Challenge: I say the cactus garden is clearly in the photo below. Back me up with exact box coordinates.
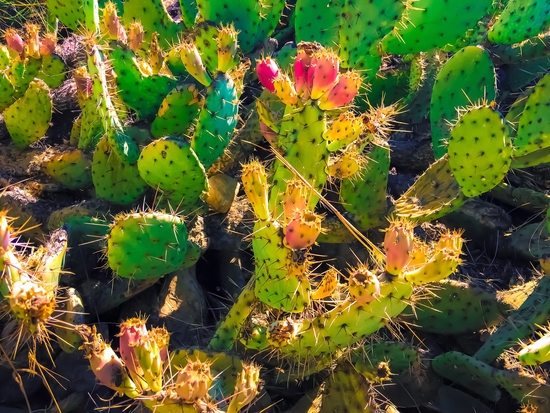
[2,0,550,412]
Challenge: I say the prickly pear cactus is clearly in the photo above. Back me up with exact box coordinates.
[105,211,188,279]
[4,79,52,148]
[381,0,493,54]
[447,106,512,197]
[430,46,496,159]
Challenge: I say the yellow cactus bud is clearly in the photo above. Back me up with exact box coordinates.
[241,161,270,220]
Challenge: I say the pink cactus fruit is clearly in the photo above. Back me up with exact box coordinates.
[348,267,380,305]
[383,220,415,275]
[260,121,278,146]
[272,73,299,106]
[294,42,322,99]
[78,325,139,398]
[39,33,57,56]
[318,71,362,110]
[175,360,213,402]
[307,50,339,100]
[256,57,280,93]
[5,29,25,55]
[118,317,148,378]
[129,22,144,52]
[285,210,322,249]
[103,2,127,42]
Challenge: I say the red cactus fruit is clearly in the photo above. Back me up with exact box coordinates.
[5,29,25,55]
[318,71,362,110]
[39,33,57,56]
[118,317,148,377]
[307,51,339,100]
[256,57,280,93]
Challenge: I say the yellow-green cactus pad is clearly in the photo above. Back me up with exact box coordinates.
[448,106,512,197]
[4,79,52,149]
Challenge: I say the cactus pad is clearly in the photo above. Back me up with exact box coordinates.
[430,46,496,158]
[150,84,202,138]
[448,106,512,197]
[106,211,188,279]
[512,74,550,157]
[42,149,93,190]
[4,79,52,149]
[137,137,208,210]
[381,0,493,54]
[488,0,550,45]
[122,0,180,47]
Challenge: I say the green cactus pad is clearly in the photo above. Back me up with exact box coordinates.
[505,57,550,92]
[179,0,198,27]
[392,155,467,221]
[380,0,493,54]
[92,135,147,205]
[274,43,298,71]
[46,0,99,32]
[339,142,390,230]
[295,0,342,47]
[339,0,404,69]
[512,74,550,157]
[8,57,42,98]
[137,137,208,209]
[191,72,238,169]
[401,51,446,124]
[0,73,15,112]
[474,275,550,363]
[400,279,510,335]
[150,84,202,138]
[492,32,550,65]
[122,0,180,48]
[252,219,311,312]
[352,342,420,378]
[447,106,512,197]
[254,0,286,51]
[432,352,501,402]
[78,99,105,151]
[430,46,496,159]
[4,79,52,149]
[315,367,374,413]
[190,22,220,74]
[42,149,93,190]
[488,0,550,45]
[37,54,66,89]
[106,211,188,279]
[109,44,177,119]
[0,46,9,70]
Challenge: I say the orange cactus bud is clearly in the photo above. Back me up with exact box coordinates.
[39,33,57,55]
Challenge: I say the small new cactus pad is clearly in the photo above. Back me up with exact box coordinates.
[430,46,496,159]
[191,72,239,169]
[8,57,42,99]
[295,0,342,47]
[137,137,208,210]
[106,211,188,279]
[150,84,202,138]
[42,149,93,190]
[92,135,147,205]
[400,279,509,335]
[447,106,512,197]
[46,0,99,33]
[339,142,390,230]
[122,0,180,47]
[393,155,467,221]
[474,274,550,363]
[4,79,52,149]
[381,0,493,54]
[37,54,66,89]
[54,288,85,354]
[109,44,177,119]
[488,0,550,45]
[339,0,404,69]
[512,74,550,157]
